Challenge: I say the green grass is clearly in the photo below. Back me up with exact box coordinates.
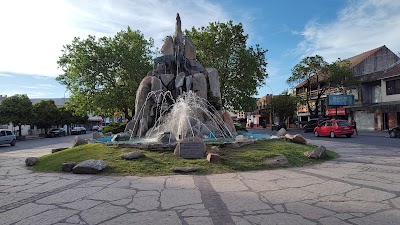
[32,140,338,176]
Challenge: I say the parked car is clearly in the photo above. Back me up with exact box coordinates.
[0,129,17,146]
[71,127,87,135]
[388,125,400,138]
[92,125,103,132]
[271,122,287,131]
[303,118,329,133]
[47,128,66,137]
[314,119,354,138]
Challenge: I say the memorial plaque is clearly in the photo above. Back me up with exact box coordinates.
[174,137,206,159]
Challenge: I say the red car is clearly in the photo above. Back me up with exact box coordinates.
[313,119,354,138]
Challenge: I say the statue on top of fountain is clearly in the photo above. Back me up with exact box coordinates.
[125,13,235,139]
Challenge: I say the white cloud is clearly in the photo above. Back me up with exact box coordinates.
[0,0,228,77]
[295,0,400,62]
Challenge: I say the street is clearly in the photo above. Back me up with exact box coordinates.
[0,130,399,224]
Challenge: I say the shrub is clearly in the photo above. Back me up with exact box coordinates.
[102,122,126,134]
[235,124,248,132]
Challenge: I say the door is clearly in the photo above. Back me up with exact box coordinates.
[0,131,6,144]
[383,113,389,130]
[319,122,330,136]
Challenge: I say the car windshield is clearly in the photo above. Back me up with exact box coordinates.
[337,121,350,126]
[50,129,59,131]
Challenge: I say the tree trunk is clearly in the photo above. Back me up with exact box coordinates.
[18,124,22,136]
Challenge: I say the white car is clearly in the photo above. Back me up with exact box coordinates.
[92,125,103,132]
[71,127,87,135]
[0,129,17,146]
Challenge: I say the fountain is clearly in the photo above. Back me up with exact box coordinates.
[94,14,273,153]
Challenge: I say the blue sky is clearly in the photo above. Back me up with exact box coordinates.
[1,0,399,100]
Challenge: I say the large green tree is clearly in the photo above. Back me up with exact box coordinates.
[185,21,268,111]
[57,27,154,119]
[270,95,299,123]
[0,94,33,136]
[32,100,60,133]
[287,55,354,116]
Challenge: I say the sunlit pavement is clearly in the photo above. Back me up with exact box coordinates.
[0,133,399,225]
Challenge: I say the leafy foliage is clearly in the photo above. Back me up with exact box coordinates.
[0,94,33,136]
[32,100,61,132]
[287,55,355,116]
[270,95,299,123]
[102,122,126,134]
[185,21,268,111]
[57,27,154,119]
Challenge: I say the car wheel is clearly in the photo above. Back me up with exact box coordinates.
[330,131,335,138]
[314,131,319,137]
[10,139,16,146]
[389,131,396,138]
[346,134,352,138]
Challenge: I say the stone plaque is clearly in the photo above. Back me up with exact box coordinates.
[174,137,205,159]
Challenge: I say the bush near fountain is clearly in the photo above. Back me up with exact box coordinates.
[31,140,338,176]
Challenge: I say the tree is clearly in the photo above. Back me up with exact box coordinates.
[270,95,299,123]
[185,21,268,111]
[287,55,354,116]
[0,94,33,136]
[32,100,60,133]
[57,27,154,119]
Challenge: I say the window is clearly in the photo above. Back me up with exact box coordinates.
[0,131,5,136]
[386,78,400,95]
[6,131,12,135]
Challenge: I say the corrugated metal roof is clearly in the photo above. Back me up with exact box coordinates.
[346,45,384,68]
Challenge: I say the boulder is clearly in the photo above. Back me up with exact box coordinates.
[263,155,288,166]
[206,68,222,106]
[304,146,327,159]
[73,136,88,147]
[161,36,174,55]
[184,38,196,60]
[222,111,236,134]
[121,152,145,160]
[72,159,108,174]
[111,133,130,142]
[157,132,176,143]
[292,134,307,144]
[192,73,207,100]
[51,147,68,153]
[25,157,38,166]
[172,167,198,173]
[209,146,220,153]
[207,153,220,163]
[174,137,206,159]
[93,132,103,140]
[235,135,247,141]
[276,128,287,137]
[285,134,307,145]
[61,162,77,172]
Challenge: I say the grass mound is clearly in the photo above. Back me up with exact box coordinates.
[32,140,338,176]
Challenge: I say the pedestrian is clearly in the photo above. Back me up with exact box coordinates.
[352,120,358,135]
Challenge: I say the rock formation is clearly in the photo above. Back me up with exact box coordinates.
[127,13,235,140]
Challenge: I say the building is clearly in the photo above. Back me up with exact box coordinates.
[294,45,400,130]
[247,94,274,127]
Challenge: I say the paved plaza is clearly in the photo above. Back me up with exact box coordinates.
[0,138,400,225]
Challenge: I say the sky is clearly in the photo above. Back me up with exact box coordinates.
[0,0,399,100]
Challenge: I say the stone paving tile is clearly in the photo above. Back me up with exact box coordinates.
[319,216,352,225]
[349,209,400,225]
[126,195,159,210]
[160,189,202,209]
[100,211,181,225]
[316,200,391,213]
[0,203,56,225]
[301,180,358,196]
[242,179,282,192]
[36,187,103,204]
[184,216,214,225]
[238,171,282,181]
[62,199,103,210]
[285,202,335,220]
[244,213,316,225]
[0,192,35,207]
[166,175,195,189]
[261,188,315,204]
[208,178,249,192]
[80,202,127,224]
[219,191,271,212]
[390,197,400,208]
[86,187,136,201]
[23,179,77,193]
[345,187,396,202]
[275,177,325,188]
[129,177,166,191]
[14,208,78,225]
